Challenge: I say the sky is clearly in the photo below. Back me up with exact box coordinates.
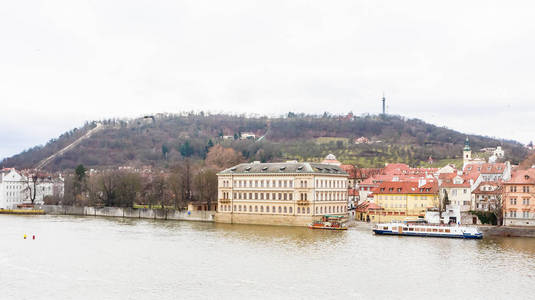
[1,0,534,160]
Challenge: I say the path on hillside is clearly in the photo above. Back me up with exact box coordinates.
[35,123,105,170]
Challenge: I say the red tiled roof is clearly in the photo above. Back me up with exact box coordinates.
[505,169,535,185]
[464,163,507,175]
[372,180,438,195]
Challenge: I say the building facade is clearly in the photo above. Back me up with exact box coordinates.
[216,161,349,226]
[372,180,439,223]
[0,168,64,209]
[503,169,535,226]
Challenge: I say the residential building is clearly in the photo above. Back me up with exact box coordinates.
[0,168,64,209]
[239,132,256,140]
[372,180,439,222]
[473,181,502,212]
[216,161,349,226]
[503,168,535,226]
[0,168,26,209]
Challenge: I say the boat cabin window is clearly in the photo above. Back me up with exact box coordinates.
[445,229,450,233]
[409,228,414,231]
[432,229,438,232]
[439,229,444,233]
[383,227,388,230]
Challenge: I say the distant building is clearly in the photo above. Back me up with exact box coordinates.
[472,181,502,212]
[354,137,370,144]
[0,168,63,209]
[321,153,341,166]
[503,168,535,226]
[240,132,256,140]
[372,180,439,223]
[222,135,234,140]
[0,168,26,209]
[216,161,349,227]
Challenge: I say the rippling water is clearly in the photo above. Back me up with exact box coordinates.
[1,215,535,299]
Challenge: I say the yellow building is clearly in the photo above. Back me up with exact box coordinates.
[372,180,439,223]
[216,161,349,227]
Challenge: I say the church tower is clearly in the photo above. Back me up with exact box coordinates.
[463,137,472,168]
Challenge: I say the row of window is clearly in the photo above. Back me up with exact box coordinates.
[509,186,532,193]
[220,179,347,189]
[509,198,532,205]
[219,204,347,214]
[377,195,430,201]
[508,211,532,218]
[226,191,347,201]
[382,203,427,208]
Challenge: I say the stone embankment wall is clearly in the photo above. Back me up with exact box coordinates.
[215,212,315,227]
[478,225,535,238]
[41,205,215,222]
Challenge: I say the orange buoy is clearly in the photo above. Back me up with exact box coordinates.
[32,235,35,240]
[24,234,27,239]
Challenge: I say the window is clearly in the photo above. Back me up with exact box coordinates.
[289,207,293,213]
[510,198,517,205]
[283,207,287,213]
[307,207,310,214]
[266,206,270,213]
[523,198,530,205]
[255,206,258,212]
[278,207,282,213]
[297,207,301,214]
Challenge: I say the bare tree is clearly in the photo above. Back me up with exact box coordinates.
[24,172,46,205]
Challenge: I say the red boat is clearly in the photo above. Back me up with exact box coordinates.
[308,215,348,230]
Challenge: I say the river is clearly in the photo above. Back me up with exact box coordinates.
[1,215,535,299]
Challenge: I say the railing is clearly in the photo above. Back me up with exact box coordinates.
[297,200,310,206]
[219,199,231,204]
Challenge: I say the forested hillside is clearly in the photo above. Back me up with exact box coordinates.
[1,112,528,171]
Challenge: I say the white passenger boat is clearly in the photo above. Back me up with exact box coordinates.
[373,222,483,239]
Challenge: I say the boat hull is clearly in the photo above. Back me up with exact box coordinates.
[373,229,482,239]
[308,225,347,230]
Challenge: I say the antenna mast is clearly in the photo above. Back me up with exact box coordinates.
[381,93,386,115]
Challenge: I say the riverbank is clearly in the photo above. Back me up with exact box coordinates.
[40,205,215,222]
[478,225,535,238]
[0,209,44,215]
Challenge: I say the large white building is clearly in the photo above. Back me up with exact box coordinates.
[0,168,64,209]
[216,161,349,226]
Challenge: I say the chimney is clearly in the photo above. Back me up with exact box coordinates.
[418,178,427,188]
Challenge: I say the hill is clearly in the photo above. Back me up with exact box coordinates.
[1,112,528,171]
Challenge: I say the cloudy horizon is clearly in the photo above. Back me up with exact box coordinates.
[1,0,534,160]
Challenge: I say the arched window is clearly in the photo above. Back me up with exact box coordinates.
[289,207,293,214]
[297,207,301,214]
[307,207,310,214]
[278,207,282,213]
[239,205,242,211]
[284,207,287,214]
[260,206,264,212]
[266,206,270,213]
[255,206,258,212]
[249,205,252,212]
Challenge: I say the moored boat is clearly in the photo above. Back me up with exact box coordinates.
[373,221,482,239]
[308,215,348,230]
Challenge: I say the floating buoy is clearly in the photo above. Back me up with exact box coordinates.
[33,235,35,240]
[24,234,27,239]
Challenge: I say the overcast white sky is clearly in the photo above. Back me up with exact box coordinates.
[1,0,534,160]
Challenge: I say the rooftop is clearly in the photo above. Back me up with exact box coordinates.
[218,162,348,175]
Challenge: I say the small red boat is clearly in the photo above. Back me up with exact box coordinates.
[308,215,348,230]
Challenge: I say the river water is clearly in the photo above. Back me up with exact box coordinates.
[1,215,535,300]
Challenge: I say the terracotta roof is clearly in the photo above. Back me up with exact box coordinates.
[464,163,507,175]
[505,169,535,185]
[372,181,438,195]
[355,201,383,212]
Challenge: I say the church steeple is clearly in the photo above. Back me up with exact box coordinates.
[463,137,471,151]
[463,137,472,169]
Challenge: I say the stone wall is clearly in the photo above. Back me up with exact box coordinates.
[41,205,215,222]
[478,225,535,238]
[215,212,315,227]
